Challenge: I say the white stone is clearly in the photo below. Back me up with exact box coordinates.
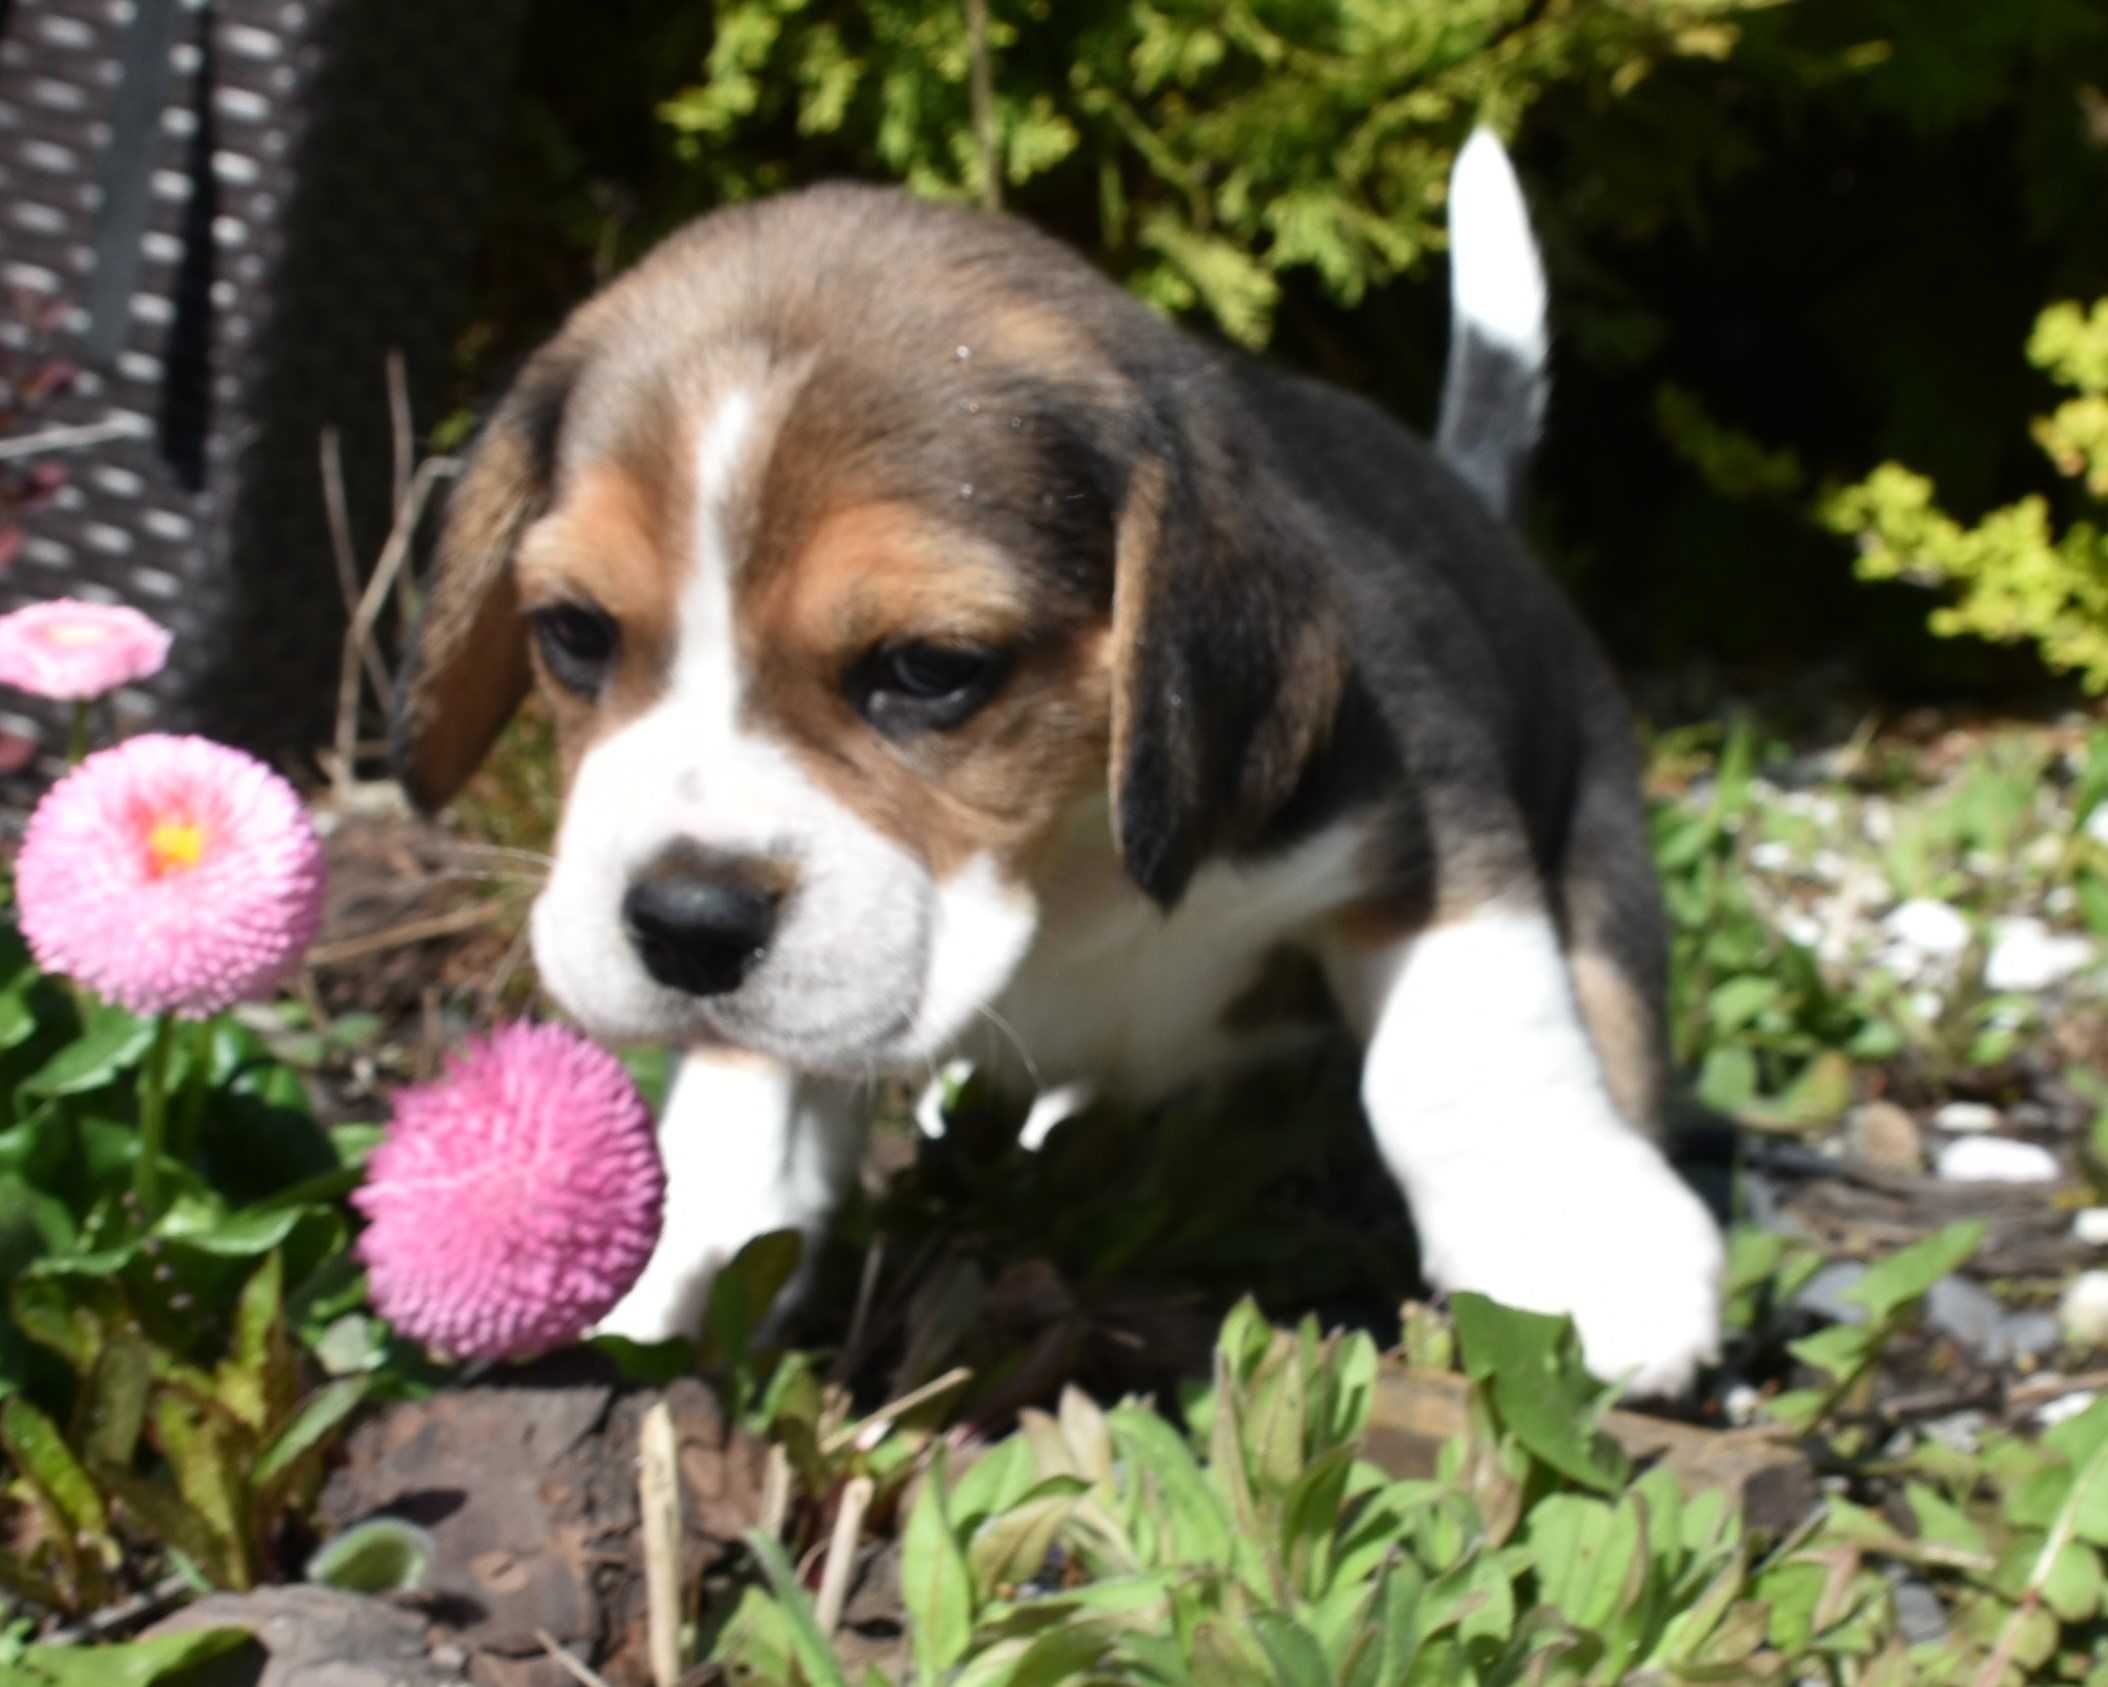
[1936,1136,2060,1184]
[1861,801,1895,844]
[2038,1390,2100,1427]
[1749,840,1793,872]
[1780,911,1823,950]
[2087,803,2108,846]
[1810,849,1848,884]
[1932,1101,2001,1134]
[1984,917,2093,993]
[2062,1271,2108,1348]
[1880,902,1973,982]
[1884,898,1972,960]
[1908,988,1946,1023]
[2075,1209,2108,1247]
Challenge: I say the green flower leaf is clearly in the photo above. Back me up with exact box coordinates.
[304,1516,434,1594]
[901,1451,975,1683]
[9,1628,257,1686]
[23,1008,156,1099]
[1452,1294,1626,1492]
[1846,1220,1984,1323]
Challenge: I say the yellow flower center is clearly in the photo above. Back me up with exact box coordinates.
[147,818,206,875]
[44,622,111,647]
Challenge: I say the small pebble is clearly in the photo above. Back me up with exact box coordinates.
[1889,1571,1950,1646]
[2062,1270,2108,1347]
[2075,1208,2108,1247]
[1932,1100,2001,1134]
[1884,898,1972,959]
[1749,840,1793,872]
[1922,1277,2059,1362]
[2037,1389,2099,1427]
[1926,1275,2006,1354]
[1985,916,2093,993]
[1847,1100,1923,1172]
[1935,1135,2060,1183]
[1920,1408,1987,1454]
[1780,910,1823,950]
[2088,803,2108,846]
[1792,1261,1870,1325]
[1722,1382,1761,1427]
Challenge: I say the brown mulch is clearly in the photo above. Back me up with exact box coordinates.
[316,1356,770,1687]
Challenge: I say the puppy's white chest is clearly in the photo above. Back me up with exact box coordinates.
[961,817,1369,1103]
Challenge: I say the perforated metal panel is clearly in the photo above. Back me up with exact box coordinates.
[0,0,526,768]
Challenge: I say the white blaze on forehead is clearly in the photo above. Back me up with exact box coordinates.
[673,386,759,733]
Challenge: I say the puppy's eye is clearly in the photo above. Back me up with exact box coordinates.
[529,602,618,697]
[857,640,1009,733]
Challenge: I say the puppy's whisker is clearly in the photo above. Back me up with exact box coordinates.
[441,842,556,868]
[971,1003,1039,1092]
[424,867,550,889]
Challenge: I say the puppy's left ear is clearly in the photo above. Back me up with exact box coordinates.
[1107,445,1344,908]
[390,348,575,813]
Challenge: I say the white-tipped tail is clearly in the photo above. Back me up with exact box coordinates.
[1436,128,1550,521]
[1447,128,1548,365]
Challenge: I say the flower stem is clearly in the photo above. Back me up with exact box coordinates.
[65,701,90,765]
[135,1014,175,1221]
[174,1017,215,1162]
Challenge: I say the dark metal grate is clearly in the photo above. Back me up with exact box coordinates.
[0,0,526,770]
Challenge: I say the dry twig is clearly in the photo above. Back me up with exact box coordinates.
[760,1443,793,1541]
[537,1628,617,1687]
[639,1400,685,1687]
[815,1476,875,1637]
[329,454,455,797]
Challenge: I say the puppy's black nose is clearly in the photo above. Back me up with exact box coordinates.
[622,855,781,998]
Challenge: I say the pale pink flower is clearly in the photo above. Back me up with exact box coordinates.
[353,1024,665,1362]
[0,599,171,701]
[14,734,326,1016]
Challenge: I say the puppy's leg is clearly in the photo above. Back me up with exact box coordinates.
[596,1052,866,1343]
[1326,894,1721,1395]
[1557,734,1675,1132]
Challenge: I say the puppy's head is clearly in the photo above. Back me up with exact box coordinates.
[395,187,1340,1071]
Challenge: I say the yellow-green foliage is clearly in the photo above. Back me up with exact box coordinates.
[659,0,1776,348]
[1826,298,2108,689]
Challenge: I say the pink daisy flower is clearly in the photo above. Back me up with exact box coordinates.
[353,1024,665,1362]
[0,599,172,701]
[14,734,326,1017]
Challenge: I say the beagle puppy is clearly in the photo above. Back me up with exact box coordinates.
[393,133,1723,1394]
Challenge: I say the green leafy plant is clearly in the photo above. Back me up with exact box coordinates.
[712,1296,1869,1684]
[658,0,1775,348]
[1765,1220,1984,1437]
[0,891,377,1620]
[0,1252,370,1610]
[1828,298,2108,691]
[1651,721,1893,1125]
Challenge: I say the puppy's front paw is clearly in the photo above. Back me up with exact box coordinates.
[1412,1130,1723,1397]
[595,1248,719,1344]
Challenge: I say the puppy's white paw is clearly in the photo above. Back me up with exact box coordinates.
[594,1245,720,1344]
[1411,1128,1723,1397]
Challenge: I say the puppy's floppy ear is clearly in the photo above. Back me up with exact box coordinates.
[1107,439,1345,908]
[390,348,575,813]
